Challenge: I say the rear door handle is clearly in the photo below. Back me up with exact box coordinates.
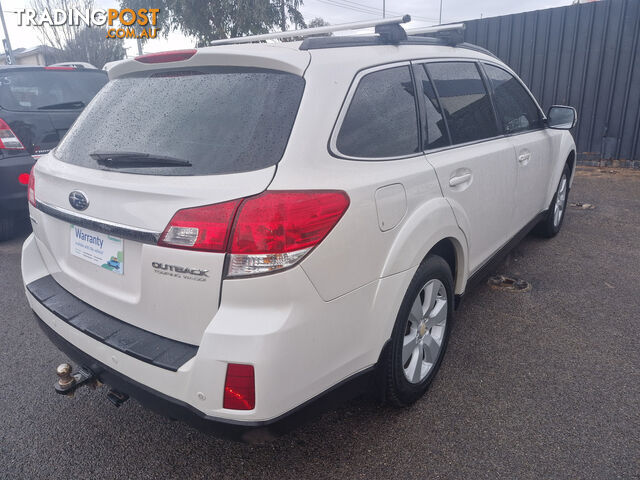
[449,173,472,187]
[518,152,531,163]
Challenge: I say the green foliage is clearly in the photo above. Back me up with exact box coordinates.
[31,0,126,67]
[120,0,307,45]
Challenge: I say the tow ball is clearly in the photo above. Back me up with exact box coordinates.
[54,363,98,396]
[55,363,130,407]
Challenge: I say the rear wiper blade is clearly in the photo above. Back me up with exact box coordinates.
[38,100,85,110]
[90,151,192,168]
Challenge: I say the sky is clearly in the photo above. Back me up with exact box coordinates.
[1,0,573,57]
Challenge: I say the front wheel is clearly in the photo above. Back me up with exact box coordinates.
[384,255,454,407]
[535,164,570,238]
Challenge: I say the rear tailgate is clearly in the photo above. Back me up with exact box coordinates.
[29,54,306,346]
[31,156,274,345]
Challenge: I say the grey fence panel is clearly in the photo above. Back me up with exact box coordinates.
[463,0,640,166]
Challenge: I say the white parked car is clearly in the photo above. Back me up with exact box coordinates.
[21,18,576,440]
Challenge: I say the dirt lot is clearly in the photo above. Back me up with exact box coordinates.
[1,166,638,479]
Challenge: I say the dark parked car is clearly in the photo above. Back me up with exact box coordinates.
[0,65,108,240]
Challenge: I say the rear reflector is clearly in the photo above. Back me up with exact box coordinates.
[0,118,24,150]
[223,364,255,410]
[27,165,35,206]
[18,173,29,185]
[158,191,350,277]
[135,49,197,64]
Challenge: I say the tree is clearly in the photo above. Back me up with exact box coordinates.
[56,27,126,69]
[30,0,125,68]
[307,17,331,36]
[120,0,307,46]
[308,17,330,28]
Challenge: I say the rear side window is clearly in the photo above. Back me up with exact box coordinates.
[336,66,419,158]
[483,64,544,134]
[415,65,450,150]
[426,62,498,145]
[55,67,304,176]
[0,70,107,111]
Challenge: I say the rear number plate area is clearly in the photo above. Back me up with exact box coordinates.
[70,225,124,275]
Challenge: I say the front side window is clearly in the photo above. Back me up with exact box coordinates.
[336,66,419,158]
[426,62,498,145]
[483,64,544,134]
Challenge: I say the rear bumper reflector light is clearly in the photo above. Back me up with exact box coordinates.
[223,364,255,410]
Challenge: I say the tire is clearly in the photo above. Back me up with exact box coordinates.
[535,164,570,238]
[0,213,16,242]
[384,255,454,407]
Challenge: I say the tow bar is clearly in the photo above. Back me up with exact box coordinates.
[54,363,130,407]
[55,363,96,395]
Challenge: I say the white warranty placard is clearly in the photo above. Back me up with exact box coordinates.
[70,225,124,275]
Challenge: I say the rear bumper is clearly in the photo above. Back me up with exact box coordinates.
[0,154,34,212]
[35,314,376,442]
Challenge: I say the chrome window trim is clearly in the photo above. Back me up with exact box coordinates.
[329,61,424,162]
[35,199,161,245]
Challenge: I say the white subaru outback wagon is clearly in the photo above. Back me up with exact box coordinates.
[22,18,577,440]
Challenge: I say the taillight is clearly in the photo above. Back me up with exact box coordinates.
[223,363,255,410]
[158,200,241,252]
[135,49,197,63]
[158,191,350,277]
[18,173,29,185]
[0,118,24,150]
[27,165,35,206]
[228,191,349,276]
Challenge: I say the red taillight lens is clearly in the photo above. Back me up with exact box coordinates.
[27,165,35,206]
[158,199,241,252]
[18,173,29,185]
[0,118,24,150]
[223,364,255,410]
[135,49,197,63]
[158,190,349,276]
[230,191,350,254]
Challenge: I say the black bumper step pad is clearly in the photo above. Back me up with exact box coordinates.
[27,275,198,371]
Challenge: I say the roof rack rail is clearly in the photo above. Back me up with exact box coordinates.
[210,15,411,46]
[406,23,465,46]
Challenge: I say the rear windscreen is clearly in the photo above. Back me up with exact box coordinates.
[0,69,107,111]
[55,67,305,176]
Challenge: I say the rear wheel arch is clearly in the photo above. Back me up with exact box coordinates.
[423,237,464,295]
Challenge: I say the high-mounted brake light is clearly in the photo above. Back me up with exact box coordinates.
[44,66,74,70]
[158,191,350,277]
[223,364,255,410]
[135,49,197,64]
[27,165,35,207]
[0,119,24,150]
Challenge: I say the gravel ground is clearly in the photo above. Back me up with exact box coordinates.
[1,166,638,479]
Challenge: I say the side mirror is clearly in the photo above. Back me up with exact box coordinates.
[547,105,576,130]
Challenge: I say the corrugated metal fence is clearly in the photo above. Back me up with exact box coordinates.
[463,0,640,167]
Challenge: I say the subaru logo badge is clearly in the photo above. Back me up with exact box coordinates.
[68,191,89,211]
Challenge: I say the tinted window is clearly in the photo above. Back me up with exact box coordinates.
[484,64,544,134]
[0,69,107,111]
[56,68,304,176]
[415,65,450,150]
[426,62,498,145]
[336,66,419,158]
